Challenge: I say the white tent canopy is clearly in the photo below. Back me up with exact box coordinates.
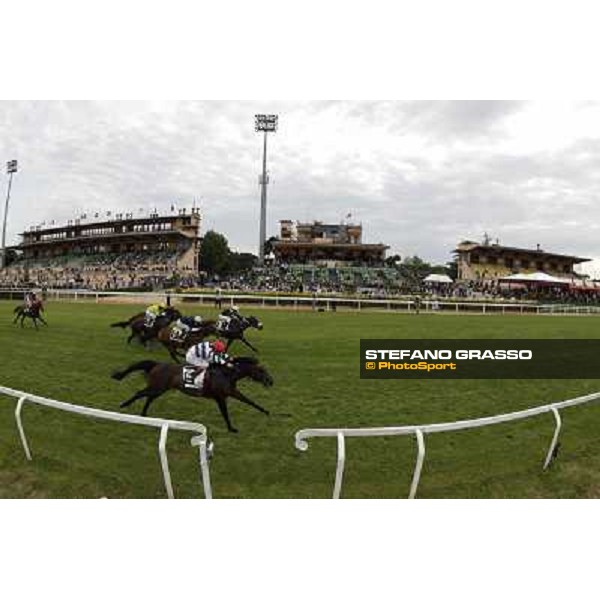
[423,273,453,283]
[499,272,569,284]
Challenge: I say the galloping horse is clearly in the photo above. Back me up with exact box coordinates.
[158,314,264,360]
[110,307,181,346]
[218,315,263,353]
[13,299,47,329]
[112,356,274,433]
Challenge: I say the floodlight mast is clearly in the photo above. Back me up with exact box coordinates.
[1,160,18,269]
[255,114,278,265]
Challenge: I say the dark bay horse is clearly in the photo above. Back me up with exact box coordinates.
[13,300,47,329]
[157,314,264,360]
[217,315,263,353]
[110,307,181,346]
[111,357,273,433]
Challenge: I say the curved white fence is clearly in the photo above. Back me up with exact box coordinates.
[294,390,600,499]
[0,385,213,499]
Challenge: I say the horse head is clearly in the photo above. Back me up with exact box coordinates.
[245,316,263,331]
[165,307,182,322]
[157,306,181,325]
[232,356,273,387]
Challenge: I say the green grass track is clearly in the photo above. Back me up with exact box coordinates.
[1,299,600,498]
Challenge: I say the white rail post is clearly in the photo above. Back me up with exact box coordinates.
[15,396,32,461]
[333,432,346,499]
[543,407,562,471]
[158,424,175,499]
[408,429,426,499]
[194,436,213,500]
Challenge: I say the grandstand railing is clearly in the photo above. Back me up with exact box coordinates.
[294,390,600,499]
[0,385,213,499]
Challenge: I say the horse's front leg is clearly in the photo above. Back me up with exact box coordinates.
[215,397,238,433]
[167,344,181,363]
[239,335,259,353]
[231,389,269,416]
[33,317,39,330]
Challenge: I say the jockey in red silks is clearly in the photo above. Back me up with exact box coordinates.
[184,339,232,389]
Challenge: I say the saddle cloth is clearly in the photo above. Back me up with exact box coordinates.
[183,366,206,391]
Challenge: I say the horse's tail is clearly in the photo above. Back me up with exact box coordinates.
[13,305,22,314]
[111,360,158,381]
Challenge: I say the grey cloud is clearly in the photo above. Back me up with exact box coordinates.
[2,100,600,267]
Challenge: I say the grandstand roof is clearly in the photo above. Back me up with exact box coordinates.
[454,241,590,263]
[19,213,199,237]
[15,229,191,249]
[272,241,389,250]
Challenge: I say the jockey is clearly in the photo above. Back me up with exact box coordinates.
[184,339,232,389]
[25,291,36,308]
[217,305,241,332]
[145,303,167,328]
[171,315,204,341]
[185,339,229,368]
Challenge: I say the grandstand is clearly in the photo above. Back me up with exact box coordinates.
[272,220,389,266]
[0,209,201,290]
[455,237,590,281]
[263,219,395,293]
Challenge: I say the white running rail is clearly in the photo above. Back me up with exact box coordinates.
[0,385,213,499]
[295,390,600,499]
[0,287,545,314]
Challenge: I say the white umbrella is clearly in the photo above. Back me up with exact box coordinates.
[423,273,453,283]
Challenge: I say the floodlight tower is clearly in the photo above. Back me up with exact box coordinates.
[255,114,278,265]
[1,160,18,269]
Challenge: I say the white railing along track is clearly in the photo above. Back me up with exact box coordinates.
[0,385,213,499]
[295,390,600,499]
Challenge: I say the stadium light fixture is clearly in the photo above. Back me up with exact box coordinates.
[255,114,278,264]
[1,159,18,269]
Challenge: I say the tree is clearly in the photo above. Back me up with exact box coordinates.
[445,259,458,280]
[263,235,279,256]
[399,255,432,281]
[228,252,258,274]
[199,231,231,276]
[4,249,18,267]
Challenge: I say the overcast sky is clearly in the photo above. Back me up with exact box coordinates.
[2,100,600,274]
